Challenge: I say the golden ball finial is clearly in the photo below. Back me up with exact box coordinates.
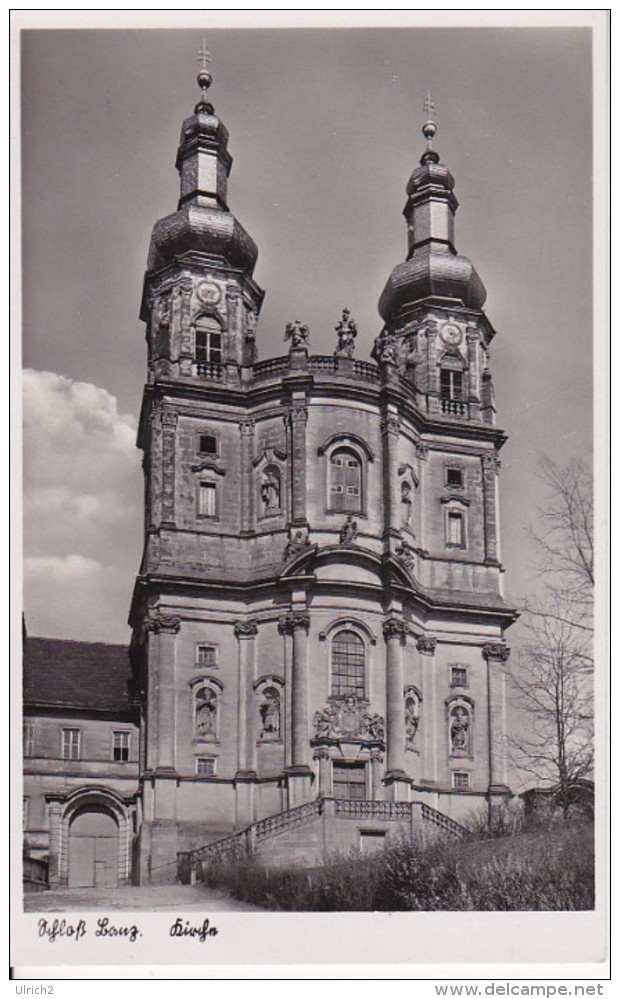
[422,90,437,147]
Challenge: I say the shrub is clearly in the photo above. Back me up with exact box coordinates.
[201,821,594,912]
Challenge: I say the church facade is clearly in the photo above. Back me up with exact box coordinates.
[24,64,517,887]
[127,67,517,882]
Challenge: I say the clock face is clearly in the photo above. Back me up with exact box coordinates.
[197,281,221,305]
[440,323,463,346]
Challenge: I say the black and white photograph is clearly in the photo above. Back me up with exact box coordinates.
[12,10,608,977]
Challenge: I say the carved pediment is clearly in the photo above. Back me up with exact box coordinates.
[312,696,385,746]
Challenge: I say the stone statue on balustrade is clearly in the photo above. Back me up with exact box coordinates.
[339,515,358,544]
[334,307,358,358]
[284,319,309,349]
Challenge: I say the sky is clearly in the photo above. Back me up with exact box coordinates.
[19,19,596,645]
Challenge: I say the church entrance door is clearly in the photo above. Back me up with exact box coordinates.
[68,807,119,888]
[332,761,367,800]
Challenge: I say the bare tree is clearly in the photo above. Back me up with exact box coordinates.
[511,457,594,820]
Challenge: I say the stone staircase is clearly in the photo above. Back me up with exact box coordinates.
[177,797,465,884]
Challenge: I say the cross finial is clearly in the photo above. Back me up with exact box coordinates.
[197,38,212,71]
[196,37,213,102]
[422,89,437,147]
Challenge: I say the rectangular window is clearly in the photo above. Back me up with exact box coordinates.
[452,772,470,791]
[62,728,81,761]
[450,667,468,688]
[113,731,130,762]
[333,762,367,801]
[196,757,216,776]
[346,486,359,495]
[331,457,344,467]
[196,645,218,668]
[446,467,464,488]
[199,434,218,455]
[447,511,464,547]
[331,484,344,494]
[440,369,464,401]
[198,482,217,518]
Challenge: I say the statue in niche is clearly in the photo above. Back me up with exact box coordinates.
[405,695,420,749]
[450,705,470,754]
[196,688,217,739]
[334,307,358,358]
[284,319,309,348]
[259,688,281,739]
[400,480,412,527]
[339,515,358,544]
[261,467,281,514]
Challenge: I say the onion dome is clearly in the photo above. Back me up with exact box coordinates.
[146,50,258,276]
[378,106,486,324]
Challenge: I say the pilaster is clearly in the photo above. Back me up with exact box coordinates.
[146,609,181,773]
[160,412,178,528]
[383,617,410,799]
[280,610,313,805]
[483,643,511,795]
[417,635,438,787]
[239,419,255,535]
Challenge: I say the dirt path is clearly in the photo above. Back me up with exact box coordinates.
[24,884,262,912]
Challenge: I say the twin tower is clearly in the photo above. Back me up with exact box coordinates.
[128,64,517,878]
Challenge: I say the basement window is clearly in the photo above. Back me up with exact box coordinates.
[196,757,216,776]
[452,771,471,791]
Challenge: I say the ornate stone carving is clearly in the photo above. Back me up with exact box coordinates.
[284,319,309,348]
[278,610,311,635]
[381,413,400,436]
[482,643,510,663]
[258,686,281,739]
[415,442,429,460]
[312,695,385,744]
[449,704,471,755]
[371,331,398,365]
[239,418,255,436]
[283,527,311,562]
[395,538,416,571]
[289,402,308,425]
[416,634,437,655]
[313,745,330,762]
[260,467,281,514]
[334,307,358,357]
[161,411,178,429]
[146,610,181,635]
[234,619,259,639]
[383,618,408,642]
[339,515,358,544]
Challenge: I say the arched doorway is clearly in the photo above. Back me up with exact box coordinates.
[68,806,119,888]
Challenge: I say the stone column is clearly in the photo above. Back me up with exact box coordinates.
[160,411,178,529]
[234,619,259,829]
[417,635,438,787]
[483,643,511,797]
[280,610,313,806]
[239,420,255,536]
[46,799,62,887]
[481,455,500,564]
[288,399,308,526]
[146,610,181,773]
[383,617,410,800]
[370,749,385,800]
[314,746,332,797]
[380,410,400,547]
[234,620,258,776]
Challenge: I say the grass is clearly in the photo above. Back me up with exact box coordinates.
[202,818,594,911]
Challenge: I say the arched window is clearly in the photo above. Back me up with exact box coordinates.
[448,700,473,757]
[331,629,366,699]
[329,447,362,513]
[260,464,281,516]
[195,316,222,369]
[195,686,219,741]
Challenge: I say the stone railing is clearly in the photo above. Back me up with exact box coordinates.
[195,361,224,380]
[441,398,468,418]
[177,796,465,882]
[334,799,410,820]
[353,360,381,382]
[420,802,466,839]
[254,799,322,843]
[252,356,290,380]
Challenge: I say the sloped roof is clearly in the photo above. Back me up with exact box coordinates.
[23,637,134,714]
